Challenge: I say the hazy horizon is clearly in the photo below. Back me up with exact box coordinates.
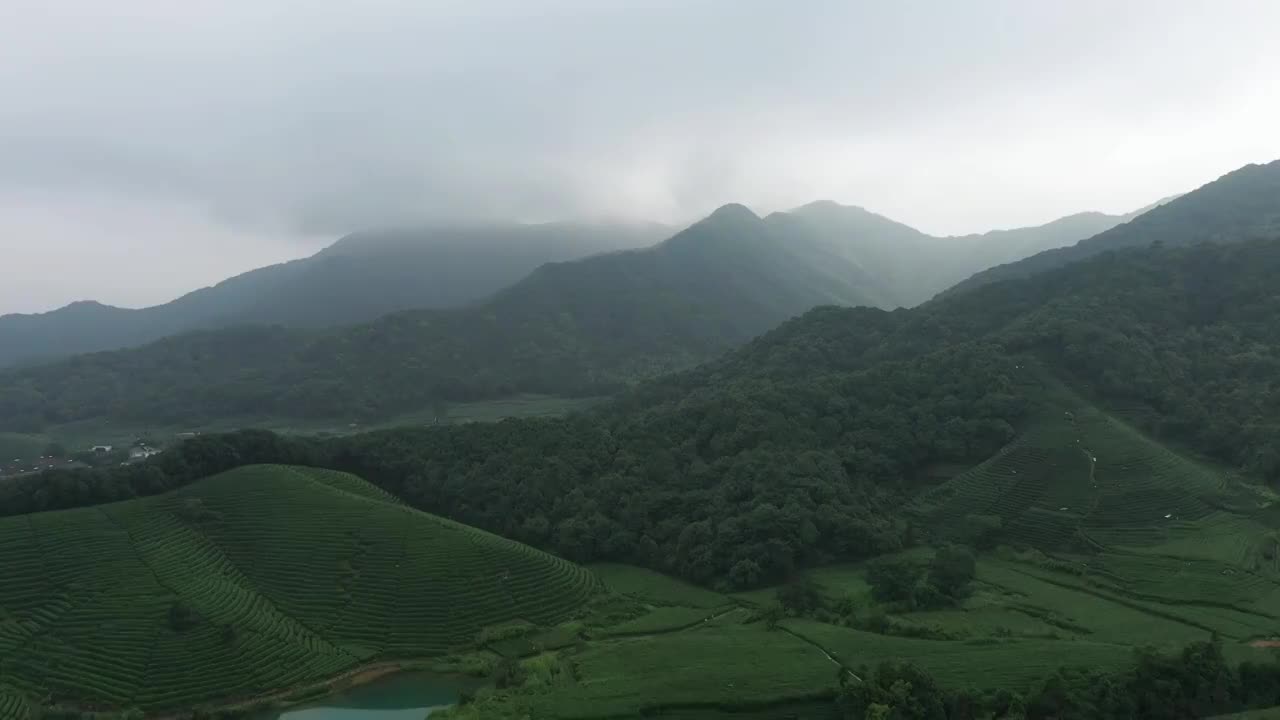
[0,191,1178,316]
[3,0,1279,314]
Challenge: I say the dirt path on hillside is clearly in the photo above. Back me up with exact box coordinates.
[778,626,862,684]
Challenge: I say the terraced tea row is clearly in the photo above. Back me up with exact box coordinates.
[0,465,599,712]
[786,619,1135,689]
[913,378,1264,560]
[0,688,28,720]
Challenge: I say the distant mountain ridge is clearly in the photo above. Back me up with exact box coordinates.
[941,160,1280,298]
[781,200,1167,309]
[0,196,1155,430]
[0,222,668,368]
[0,196,1149,372]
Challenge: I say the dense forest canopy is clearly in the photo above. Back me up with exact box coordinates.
[8,238,1280,588]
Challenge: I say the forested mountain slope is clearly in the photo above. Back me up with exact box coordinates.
[0,222,665,368]
[279,238,1280,586]
[10,238,1280,591]
[0,205,886,429]
[943,159,1280,297]
[0,197,1146,431]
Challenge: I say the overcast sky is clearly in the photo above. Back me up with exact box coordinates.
[2,0,1278,314]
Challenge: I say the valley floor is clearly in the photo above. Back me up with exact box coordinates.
[438,545,1280,719]
[6,383,1280,719]
[0,394,599,467]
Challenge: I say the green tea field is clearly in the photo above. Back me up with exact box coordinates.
[908,374,1280,629]
[0,465,599,712]
[0,688,28,720]
[444,376,1280,718]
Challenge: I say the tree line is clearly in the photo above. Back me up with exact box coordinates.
[838,639,1280,719]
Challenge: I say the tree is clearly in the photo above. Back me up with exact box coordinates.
[866,557,923,605]
[168,600,199,632]
[776,575,822,614]
[838,662,947,720]
[761,602,784,631]
[729,558,762,588]
[493,657,527,689]
[927,545,976,601]
[961,514,1003,550]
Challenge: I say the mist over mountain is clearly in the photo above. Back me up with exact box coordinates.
[7,3,1280,717]
[942,160,1280,298]
[0,204,866,428]
[0,222,665,368]
[0,193,1163,430]
[776,201,1145,309]
[0,191,1142,374]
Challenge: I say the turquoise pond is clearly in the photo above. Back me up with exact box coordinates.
[260,672,459,720]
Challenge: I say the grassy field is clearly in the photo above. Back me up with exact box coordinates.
[524,624,837,719]
[591,564,732,609]
[1212,709,1280,719]
[594,606,723,637]
[785,619,1135,690]
[0,434,49,462]
[0,465,599,712]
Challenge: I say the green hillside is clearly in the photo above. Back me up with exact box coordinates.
[0,465,598,712]
[910,373,1265,554]
[9,237,1280,596]
[6,185,1280,718]
[0,222,665,369]
[0,204,888,430]
[901,369,1280,641]
[943,158,1280,297]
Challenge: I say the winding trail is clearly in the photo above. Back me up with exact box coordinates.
[779,626,863,684]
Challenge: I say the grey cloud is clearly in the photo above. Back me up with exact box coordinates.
[1,0,1279,312]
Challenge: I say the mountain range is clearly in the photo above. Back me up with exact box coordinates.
[4,158,1280,720]
[7,160,1275,432]
[0,196,1154,430]
[942,159,1280,297]
[0,222,667,368]
[0,199,1148,373]
[778,200,1152,309]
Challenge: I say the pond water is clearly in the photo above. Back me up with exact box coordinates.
[260,672,460,720]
